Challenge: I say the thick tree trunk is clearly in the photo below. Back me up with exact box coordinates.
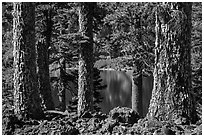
[132,59,143,116]
[36,8,54,110]
[147,3,197,123]
[13,2,43,119]
[77,2,95,117]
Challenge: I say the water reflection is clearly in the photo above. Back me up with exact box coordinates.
[50,69,153,116]
[99,70,132,113]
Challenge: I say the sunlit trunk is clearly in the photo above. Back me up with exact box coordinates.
[148,3,197,123]
[58,57,66,111]
[77,2,95,117]
[13,2,43,119]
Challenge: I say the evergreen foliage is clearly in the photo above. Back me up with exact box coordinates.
[97,2,156,74]
[2,2,202,123]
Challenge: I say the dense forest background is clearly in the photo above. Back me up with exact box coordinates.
[2,2,202,135]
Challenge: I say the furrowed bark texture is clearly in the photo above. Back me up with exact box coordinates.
[77,3,95,117]
[147,3,196,122]
[13,2,43,119]
[58,57,66,111]
[36,8,54,110]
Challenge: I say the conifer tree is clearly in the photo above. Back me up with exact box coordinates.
[77,2,95,117]
[147,3,197,123]
[36,5,54,110]
[13,2,43,119]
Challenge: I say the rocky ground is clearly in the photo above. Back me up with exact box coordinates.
[2,106,202,135]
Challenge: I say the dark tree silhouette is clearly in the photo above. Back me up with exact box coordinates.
[36,7,54,110]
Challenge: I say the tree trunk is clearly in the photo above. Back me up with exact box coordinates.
[77,2,95,117]
[147,3,197,123]
[56,19,67,111]
[58,57,66,111]
[132,59,143,116]
[36,8,54,110]
[13,2,43,119]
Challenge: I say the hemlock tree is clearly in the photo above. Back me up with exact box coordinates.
[147,2,197,123]
[36,6,54,110]
[77,2,95,117]
[13,2,43,119]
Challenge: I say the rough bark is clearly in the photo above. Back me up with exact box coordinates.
[147,3,196,123]
[132,59,143,116]
[36,8,54,110]
[58,57,66,111]
[13,2,43,119]
[77,2,95,117]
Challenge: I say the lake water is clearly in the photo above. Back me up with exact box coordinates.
[50,68,153,117]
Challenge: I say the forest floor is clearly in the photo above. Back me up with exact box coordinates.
[2,94,202,135]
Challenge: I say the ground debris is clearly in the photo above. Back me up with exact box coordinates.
[2,106,202,135]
